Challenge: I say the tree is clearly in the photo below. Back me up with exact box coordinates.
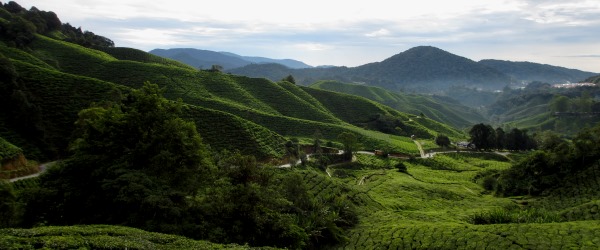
[282,74,296,84]
[29,82,214,232]
[312,129,323,154]
[209,64,223,72]
[549,95,570,113]
[0,180,18,228]
[495,127,506,150]
[434,134,450,148]
[469,123,496,151]
[338,132,358,160]
[535,130,565,152]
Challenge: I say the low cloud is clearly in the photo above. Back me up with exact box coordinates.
[365,28,390,37]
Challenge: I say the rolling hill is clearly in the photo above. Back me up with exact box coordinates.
[479,59,598,84]
[3,3,600,250]
[1,24,467,162]
[310,80,487,128]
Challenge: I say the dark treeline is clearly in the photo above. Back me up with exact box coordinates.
[469,123,537,151]
[0,1,113,48]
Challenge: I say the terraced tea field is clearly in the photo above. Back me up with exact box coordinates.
[317,153,600,249]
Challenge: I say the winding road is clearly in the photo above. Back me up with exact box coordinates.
[9,161,56,182]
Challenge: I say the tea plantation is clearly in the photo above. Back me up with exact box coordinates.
[314,153,600,249]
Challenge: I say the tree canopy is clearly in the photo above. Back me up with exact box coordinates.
[26,83,214,231]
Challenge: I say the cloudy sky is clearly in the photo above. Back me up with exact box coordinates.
[18,0,600,72]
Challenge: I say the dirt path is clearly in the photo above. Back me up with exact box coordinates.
[9,161,56,182]
[413,140,427,158]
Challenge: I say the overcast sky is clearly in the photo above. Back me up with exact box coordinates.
[17,0,600,72]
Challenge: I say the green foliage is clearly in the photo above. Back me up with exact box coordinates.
[0,136,21,161]
[282,74,295,84]
[61,23,114,48]
[195,152,357,248]
[495,123,600,197]
[338,132,358,160]
[25,83,214,233]
[0,225,258,249]
[468,207,562,225]
[9,177,39,192]
[434,134,450,148]
[469,123,496,150]
[0,180,18,228]
[550,95,570,112]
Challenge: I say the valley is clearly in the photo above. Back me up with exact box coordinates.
[1,1,600,249]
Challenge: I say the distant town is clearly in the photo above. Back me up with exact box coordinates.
[552,82,596,88]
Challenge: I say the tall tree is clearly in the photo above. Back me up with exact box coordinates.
[469,123,496,151]
[338,132,358,160]
[435,134,451,148]
[495,127,506,150]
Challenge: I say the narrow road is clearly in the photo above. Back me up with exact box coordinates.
[9,161,56,182]
[413,140,427,158]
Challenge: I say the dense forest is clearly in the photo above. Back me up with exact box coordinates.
[1,1,600,249]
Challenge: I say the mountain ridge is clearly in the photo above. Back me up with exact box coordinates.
[227,46,597,93]
[479,59,597,84]
[149,48,312,70]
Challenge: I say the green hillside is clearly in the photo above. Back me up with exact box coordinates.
[302,86,463,139]
[486,85,600,135]
[0,30,468,157]
[6,3,600,249]
[96,46,196,70]
[323,153,600,249]
[311,80,487,128]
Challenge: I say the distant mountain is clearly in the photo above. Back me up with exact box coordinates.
[149,48,249,70]
[351,46,510,91]
[479,59,598,84]
[149,48,312,70]
[229,46,511,92]
[219,52,312,69]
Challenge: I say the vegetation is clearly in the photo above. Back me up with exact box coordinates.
[310,80,486,128]
[0,225,259,249]
[2,2,600,249]
[485,83,600,136]
[434,134,451,148]
[0,137,21,161]
[484,123,600,197]
[469,123,536,151]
